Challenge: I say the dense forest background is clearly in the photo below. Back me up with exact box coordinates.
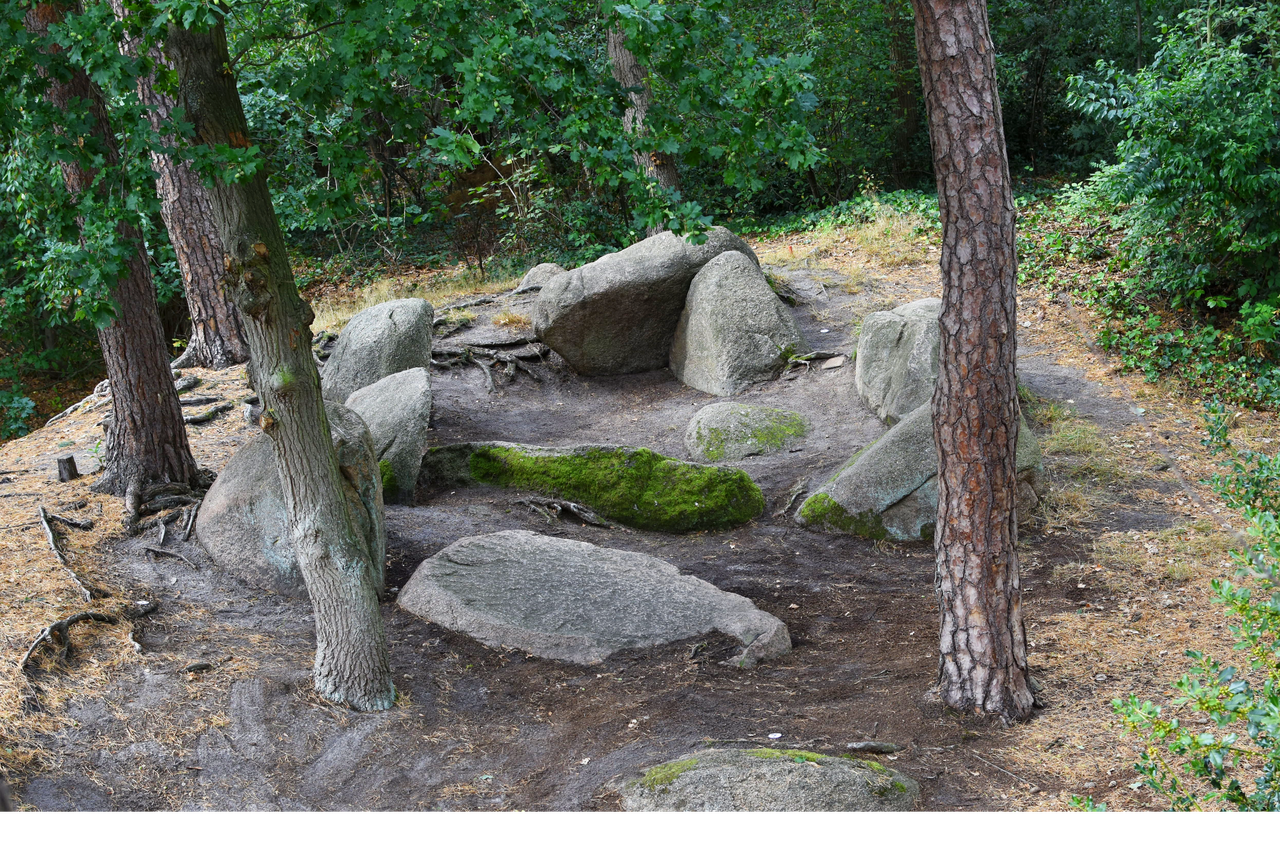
[3,0,1278,435]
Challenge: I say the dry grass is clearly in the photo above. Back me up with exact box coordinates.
[755,207,933,273]
[310,271,516,334]
[492,310,531,331]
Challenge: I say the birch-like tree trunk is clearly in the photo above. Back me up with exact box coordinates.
[166,19,394,711]
[26,1,199,500]
[912,0,1034,721]
[607,29,680,235]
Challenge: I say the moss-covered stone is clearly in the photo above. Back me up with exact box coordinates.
[423,442,765,532]
[685,403,810,463]
[640,758,699,790]
[797,493,889,540]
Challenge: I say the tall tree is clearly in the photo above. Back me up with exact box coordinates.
[912,0,1034,721]
[607,27,681,235]
[25,0,199,499]
[165,12,393,711]
[111,0,249,370]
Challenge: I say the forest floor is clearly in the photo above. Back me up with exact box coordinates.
[0,220,1270,811]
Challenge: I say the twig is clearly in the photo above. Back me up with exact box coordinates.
[967,749,1040,790]
[182,500,201,542]
[38,506,69,567]
[20,612,119,671]
[184,402,234,425]
[143,546,198,570]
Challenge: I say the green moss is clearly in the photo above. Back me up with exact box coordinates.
[797,493,889,540]
[692,408,809,463]
[468,445,764,533]
[891,780,908,792]
[862,760,888,774]
[378,459,398,496]
[640,758,698,790]
[747,748,828,763]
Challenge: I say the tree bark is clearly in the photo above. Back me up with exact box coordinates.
[111,1,249,370]
[912,0,1034,721]
[26,2,199,499]
[166,18,394,711]
[607,28,680,236]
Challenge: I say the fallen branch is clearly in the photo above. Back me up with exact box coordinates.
[184,402,234,425]
[45,512,92,530]
[143,546,198,570]
[19,611,119,671]
[38,506,69,567]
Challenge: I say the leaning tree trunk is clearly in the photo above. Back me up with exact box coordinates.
[607,29,681,236]
[111,0,249,370]
[26,2,199,500]
[912,0,1034,721]
[166,19,393,711]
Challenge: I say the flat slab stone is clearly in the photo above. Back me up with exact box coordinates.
[397,530,790,666]
[622,748,919,812]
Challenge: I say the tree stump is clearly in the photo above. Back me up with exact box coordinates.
[57,455,79,482]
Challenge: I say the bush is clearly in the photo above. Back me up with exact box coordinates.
[1111,404,1280,810]
[1069,4,1280,346]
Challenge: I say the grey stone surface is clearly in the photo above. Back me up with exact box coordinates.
[515,262,566,294]
[621,748,919,812]
[670,251,808,396]
[683,402,809,463]
[344,367,432,503]
[797,402,1042,542]
[533,227,759,375]
[397,530,790,666]
[197,403,386,596]
[854,297,941,424]
[320,298,434,402]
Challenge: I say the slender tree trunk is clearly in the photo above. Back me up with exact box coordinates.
[26,2,199,499]
[912,0,1034,722]
[111,1,249,370]
[166,18,394,711]
[887,1,923,187]
[607,28,680,236]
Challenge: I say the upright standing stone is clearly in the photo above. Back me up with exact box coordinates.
[320,298,434,402]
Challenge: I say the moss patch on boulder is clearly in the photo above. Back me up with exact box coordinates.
[796,493,889,540]
[640,758,699,790]
[424,442,764,532]
[684,402,809,463]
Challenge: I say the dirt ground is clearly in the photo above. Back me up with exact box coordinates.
[1,234,1260,811]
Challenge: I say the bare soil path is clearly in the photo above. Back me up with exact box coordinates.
[3,238,1255,811]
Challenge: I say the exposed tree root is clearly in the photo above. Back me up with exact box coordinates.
[183,402,234,425]
[431,343,547,393]
[19,612,119,672]
[516,496,611,527]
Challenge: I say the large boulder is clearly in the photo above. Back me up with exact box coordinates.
[515,262,565,294]
[420,442,764,533]
[854,297,941,424]
[684,402,809,463]
[669,251,808,396]
[344,367,432,503]
[621,748,919,812]
[196,403,386,596]
[320,298,434,402]
[397,530,790,667]
[797,402,1043,542]
[533,227,759,375]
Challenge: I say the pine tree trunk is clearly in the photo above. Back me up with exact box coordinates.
[911,0,1034,721]
[111,1,249,370]
[26,2,198,499]
[166,19,394,711]
[607,29,680,236]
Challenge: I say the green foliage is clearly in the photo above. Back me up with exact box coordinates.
[1069,4,1280,347]
[1112,405,1280,810]
[0,386,34,439]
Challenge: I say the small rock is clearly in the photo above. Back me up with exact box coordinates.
[822,355,846,370]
